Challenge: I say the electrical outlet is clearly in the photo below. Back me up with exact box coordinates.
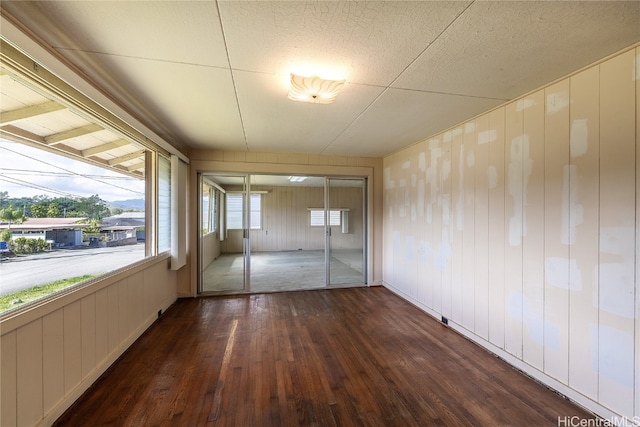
[441,316,448,325]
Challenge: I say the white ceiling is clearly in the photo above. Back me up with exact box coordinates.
[1,1,639,158]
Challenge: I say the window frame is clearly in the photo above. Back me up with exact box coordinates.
[226,192,262,230]
[309,208,342,227]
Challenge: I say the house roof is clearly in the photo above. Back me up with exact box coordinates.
[0,217,88,230]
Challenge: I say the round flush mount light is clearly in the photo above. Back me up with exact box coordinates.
[288,73,346,104]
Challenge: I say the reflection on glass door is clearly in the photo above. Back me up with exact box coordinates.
[199,174,247,293]
[327,178,366,286]
[248,174,326,292]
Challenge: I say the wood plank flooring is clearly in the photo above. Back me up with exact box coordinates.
[54,287,593,426]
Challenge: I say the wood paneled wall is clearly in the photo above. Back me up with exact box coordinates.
[219,185,363,253]
[0,257,177,427]
[383,46,639,421]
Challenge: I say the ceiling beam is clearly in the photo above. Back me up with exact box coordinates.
[81,139,130,157]
[45,123,103,145]
[0,124,47,145]
[127,162,145,172]
[0,101,66,126]
[108,151,146,166]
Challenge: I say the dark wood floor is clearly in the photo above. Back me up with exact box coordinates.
[55,287,593,426]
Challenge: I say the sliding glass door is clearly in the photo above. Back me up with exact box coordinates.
[248,175,326,292]
[326,178,366,286]
[198,174,248,293]
[198,173,366,294]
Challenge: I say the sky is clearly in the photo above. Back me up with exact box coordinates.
[0,139,145,203]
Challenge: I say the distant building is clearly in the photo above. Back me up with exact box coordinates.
[0,217,88,247]
[100,212,145,241]
[101,212,145,228]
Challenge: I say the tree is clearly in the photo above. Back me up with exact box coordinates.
[30,203,48,218]
[0,205,26,228]
[0,191,8,209]
[47,203,60,218]
[0,228,11,243]
[0,205,26,244]
[76,195,110,219]
[110,207,124,216]
[83,218,101,234]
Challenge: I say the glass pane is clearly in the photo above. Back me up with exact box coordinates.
[328,178,365,286]
[248,174,325,292]
[0,139,146,313]
[199,175,246,293]
[157,155,171,253]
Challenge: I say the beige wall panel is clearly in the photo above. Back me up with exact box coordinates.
[118,277,131,343]
[383,156,396,286]
[1,330,17,427]
[522,89,545,371]
[382,160,394,285]
[17,319,42,426]
[474,114,490,340]
[397,147,419,300]
[488,107,506,348]
[568,66,600,400]
[543,78,571,383]
[396,152,410,296]
[95,287,109,364]
[133,271,145,327]
[42,310,64,415]
[81,295,96,379]
[636,46,640,420]
[413,142,427,304]
[429,137,444,312]
[450,126,465,322]
[504,100,524,359]
[63,301,82,395]
[440,132,453,319]
[462,121,476,331]
[597,49,636,415]
[107,284,119,355]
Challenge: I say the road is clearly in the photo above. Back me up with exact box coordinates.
[0,244,146,296]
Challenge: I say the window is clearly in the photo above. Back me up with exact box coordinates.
[0,49,178,313]
[310,209,341,227]
[158,155,171,252]
[201,185,219,235]
[0,139,147,313]
[227,193,261,229]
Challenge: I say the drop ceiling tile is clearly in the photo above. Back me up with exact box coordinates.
[233,70,384,153]
[324,88,502,157]
[2,1,228,67]
[81,54,246,151]
[393,1,640,100]
[219,1,470,85]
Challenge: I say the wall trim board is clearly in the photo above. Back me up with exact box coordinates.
[37,293,176,427]
[382,282,623,423]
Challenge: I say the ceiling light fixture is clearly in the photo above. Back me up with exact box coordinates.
[288,73,346,104]
[288,176,307,182]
